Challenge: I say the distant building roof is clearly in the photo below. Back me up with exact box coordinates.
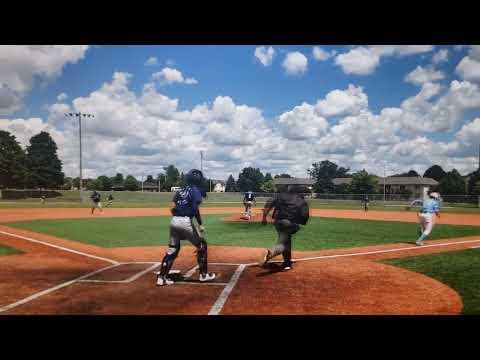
[273,178,315,186]
[377,176,438,186]
[332,178,353,186]
[333,176,438,186]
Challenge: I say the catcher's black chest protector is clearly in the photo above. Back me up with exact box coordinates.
[274,193,310,225]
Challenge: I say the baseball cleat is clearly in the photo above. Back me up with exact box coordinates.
[261,249,272,267]
[199,272,217,282]
[156,276,174,286]
[282,262,293,271]
[416,240,424,246]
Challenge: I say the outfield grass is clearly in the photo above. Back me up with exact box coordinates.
[0,244,22,256]
[6,215,480,250]
[383,249,480,314]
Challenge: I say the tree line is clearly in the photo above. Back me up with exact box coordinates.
[0,130,64,189]
[2,129,479,195]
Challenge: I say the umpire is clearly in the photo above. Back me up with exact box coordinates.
[261,184,310,270]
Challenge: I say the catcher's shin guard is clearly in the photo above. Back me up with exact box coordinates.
[159,244,180,276]
[197,240,208,275]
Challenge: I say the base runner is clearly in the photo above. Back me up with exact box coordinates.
[407,191,441,246]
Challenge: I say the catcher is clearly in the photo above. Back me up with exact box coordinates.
[406,191,441,246]
[156,169,217,286]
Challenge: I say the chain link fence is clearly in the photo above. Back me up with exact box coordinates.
[1,189,479,208]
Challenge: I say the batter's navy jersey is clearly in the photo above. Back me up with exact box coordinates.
[172,185,203,219]
[244,192,255,201]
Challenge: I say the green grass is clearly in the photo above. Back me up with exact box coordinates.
[383,249,480,314]
[0,244,22,256]
[6,215,480,250]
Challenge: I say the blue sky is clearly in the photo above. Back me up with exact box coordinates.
[1,45,480,180]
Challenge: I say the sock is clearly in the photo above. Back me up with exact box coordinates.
[417,232,428,242]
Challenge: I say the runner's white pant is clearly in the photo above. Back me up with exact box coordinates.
[418,212,434,236]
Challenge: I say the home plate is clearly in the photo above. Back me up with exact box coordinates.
[153,269,181,275]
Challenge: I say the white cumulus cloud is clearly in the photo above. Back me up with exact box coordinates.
[334,47,380,75]
[152,67,198,85]
[315,84,368,117]
[144,57,159,66]
[312,46,335,61]
[405,66,445,86]
[57,92,68,102]
[432,49,449,64]
[254,46,275,66]
[282,51,308,76]
[0,45,89,115]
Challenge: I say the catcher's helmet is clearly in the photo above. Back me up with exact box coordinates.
[186,169,204,186]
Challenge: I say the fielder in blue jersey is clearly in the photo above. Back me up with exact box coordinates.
[243,190,256,219]
[408,192,441,246]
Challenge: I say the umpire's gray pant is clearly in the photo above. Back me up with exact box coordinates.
[270,219,300,263]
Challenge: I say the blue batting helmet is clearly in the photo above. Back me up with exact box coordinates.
[186,169,204,186]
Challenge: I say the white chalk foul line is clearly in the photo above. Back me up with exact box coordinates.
[208,264,246,315]
[0,230,119,265]
[0,263,121,314]
[124,263,161,283]
[242,239,480,267]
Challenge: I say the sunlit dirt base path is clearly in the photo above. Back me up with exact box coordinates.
[1,207,479,315]
[1,207,479,225]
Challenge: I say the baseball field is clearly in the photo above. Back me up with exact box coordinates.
[1,199,480,315]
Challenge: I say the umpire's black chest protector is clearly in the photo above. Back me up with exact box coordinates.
[274,193,308,223]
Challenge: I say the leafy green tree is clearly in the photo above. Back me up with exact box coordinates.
[225,174,237,192]
[62,177,73,190]
[334,183,351,194]
[146,175,154,183]
[467,170,480,195]
[26,131,64,189]
[264,173,273,182]
[111,173,124,188]
[163,165,180,190]
[423,165,447,182]
[471,180,480,196]
[261,179,276,193]
[124,175,139,191]
[350,170,378,194]
[392,170,420,177]
[439,169,465,195]
[96,175,113,191]
[237,167,265,192]
[157,173,166,191]
[0,130,27,188]
[274,173,292,178]
[308,160,350,193]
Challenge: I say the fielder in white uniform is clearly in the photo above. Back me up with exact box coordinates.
[408,192,441,246]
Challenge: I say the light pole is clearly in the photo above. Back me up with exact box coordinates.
[383,162,386,205]
[65,112,94,201]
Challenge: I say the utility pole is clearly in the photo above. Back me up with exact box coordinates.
[383,162,386,205]
[141,175,144,192]
[65,112,94,201]
[200,151,204,173]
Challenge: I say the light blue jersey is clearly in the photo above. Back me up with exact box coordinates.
[420,198,440,214]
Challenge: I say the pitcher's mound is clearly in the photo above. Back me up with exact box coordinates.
[223,213,273,223]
